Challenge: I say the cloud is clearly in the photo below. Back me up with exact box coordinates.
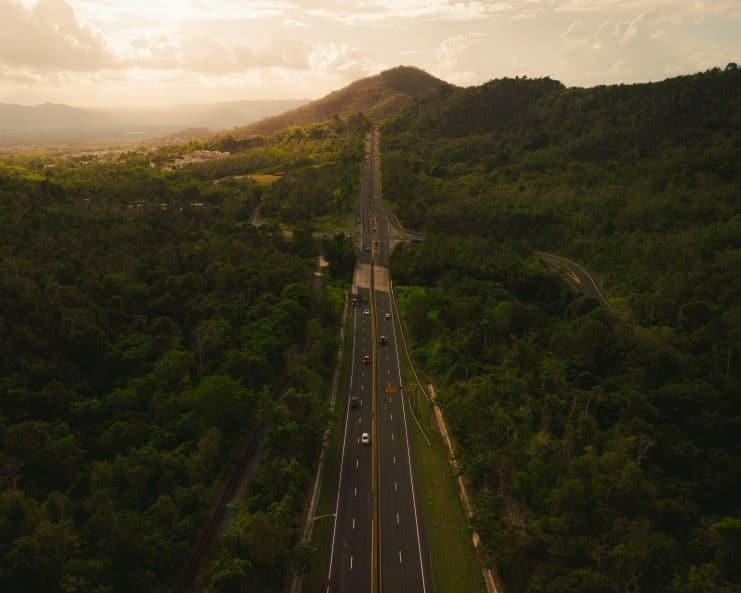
[562,19,587,43]
[124,35,312,73]
[434,33,486,70]
[614,10,650,43]
[0,0,119,71]
[183,38,311,73]
[0,64,44,85]
[446,70,481,85]
[551,0,741,20]
[308,43,386,79]
[296,0,511,24]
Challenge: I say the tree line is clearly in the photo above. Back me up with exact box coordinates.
[0,117,367,592]
[383,66,741,593]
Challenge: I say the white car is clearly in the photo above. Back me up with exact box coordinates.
[361,432,370,445]
[364,308,370,315]
[385,312,391,320]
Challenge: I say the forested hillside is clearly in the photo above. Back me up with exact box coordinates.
[235,66,448,136]
[0,117,365,592]
[384,65,741,593]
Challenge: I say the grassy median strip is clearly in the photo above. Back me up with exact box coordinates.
[396,297,487,593]
[303,296,356,593]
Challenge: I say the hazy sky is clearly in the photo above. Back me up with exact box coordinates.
[1,0,739,107]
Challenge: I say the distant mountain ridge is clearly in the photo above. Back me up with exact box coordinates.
[0,98,309,146]
[234,66,450,136]
[0,102,115,133]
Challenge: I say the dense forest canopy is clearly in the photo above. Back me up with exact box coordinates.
[0,117,365,593]
[1,61,740,593]
[383,66,741,593]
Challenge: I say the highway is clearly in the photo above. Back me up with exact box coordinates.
[325,128,432,593]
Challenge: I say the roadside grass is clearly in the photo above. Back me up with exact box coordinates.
[301,284,486,593]
[281,212,354,238]
[312,212,354,236]
[252,214,351,239]
[395,292,487,593]
[249,173,283,185]
[212,173,283,185]
[303,295,355,593]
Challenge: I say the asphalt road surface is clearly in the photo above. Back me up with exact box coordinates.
[534,250,611,308]
[326,128,432,593]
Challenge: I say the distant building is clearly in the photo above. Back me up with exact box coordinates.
[173,150,230,168]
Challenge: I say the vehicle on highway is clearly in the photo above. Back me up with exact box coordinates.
[363,308,370,315]
[362,354,370,364]
[361,432,370,445]
[379,335,387,345]
[350,395,359,408]
[385,312,391,319]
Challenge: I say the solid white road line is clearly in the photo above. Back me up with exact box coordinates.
[327,305,358,580]
[389,287,428,593]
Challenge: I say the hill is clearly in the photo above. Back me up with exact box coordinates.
[234,66,450,136]
[382,65,741,593]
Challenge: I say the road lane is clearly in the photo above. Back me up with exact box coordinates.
[327,289,373,593]
[327,126,432,593]
[376,291,432,593]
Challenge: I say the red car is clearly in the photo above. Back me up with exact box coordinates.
[362,354,371,365]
